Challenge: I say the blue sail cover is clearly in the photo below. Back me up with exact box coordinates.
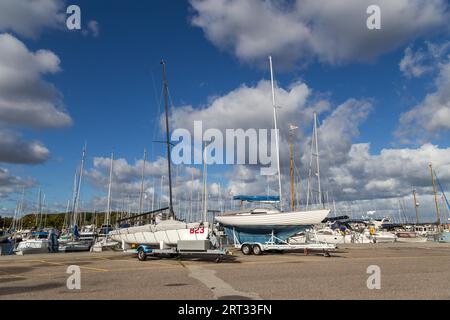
[233,195,280,202]
[224,226,307,244]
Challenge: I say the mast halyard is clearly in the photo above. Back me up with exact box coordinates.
[161,60,174,219]
[269,56,283,211]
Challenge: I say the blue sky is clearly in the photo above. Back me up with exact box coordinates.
[0,0,449,222]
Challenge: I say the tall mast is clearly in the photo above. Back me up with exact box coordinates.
[269,56,283,211]
[42,194,47,228]
[412,188,420,224]
[16,187,25,230]
[190,169,194,222]
[333,200,337,217]
[218,183,222,213]
[159,176,164,209]
[12,204,18,231]
[202,143,208,222]
[313,112,322,208]
[69,170,77,228]
[429,163,441,225]
[36,187,41,227]
[105,151,114,228]
[306,112,322,209]
[151,179,155,212]
[64,199,70,230]
[138,148,147,216]
[289,124,297,210]
[161,60,174,218]
[74,143,87,227]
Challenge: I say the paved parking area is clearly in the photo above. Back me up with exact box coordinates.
[1,243,449,299]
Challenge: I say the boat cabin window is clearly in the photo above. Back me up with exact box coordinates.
[250,209,268,214]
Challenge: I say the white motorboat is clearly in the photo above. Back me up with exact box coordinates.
[58,240,92,252]
[370,230,397,243]
[395,231,427,243]
[308,227,353,244]
[14,231,50,255]
[414,225,441,240]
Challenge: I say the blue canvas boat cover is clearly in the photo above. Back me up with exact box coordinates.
[233,195,280,202]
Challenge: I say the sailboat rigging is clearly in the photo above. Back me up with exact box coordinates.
[161,60,175,219]
[110,59,211,247]
[215,56,330,245]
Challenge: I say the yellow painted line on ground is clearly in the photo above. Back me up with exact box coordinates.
[1,264,183,280]
[109,265,182,273]
[35,259,109,272]
[0,269,27,279]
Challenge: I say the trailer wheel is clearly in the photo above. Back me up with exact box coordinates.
[241,244,253,255]
[252,244,263,255]
[137,248,147,261]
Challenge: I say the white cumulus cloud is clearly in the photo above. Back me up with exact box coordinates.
[190,0,449,67]
[0,0,65,38]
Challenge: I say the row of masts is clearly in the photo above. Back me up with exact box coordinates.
[270,56,323,212]
[6,159,449,229]
[6,58,449,229]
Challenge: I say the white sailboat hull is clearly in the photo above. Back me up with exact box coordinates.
[110,221,210,246]
[215,209,330,228]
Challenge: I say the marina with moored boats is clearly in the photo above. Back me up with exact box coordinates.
[1,57,449,302]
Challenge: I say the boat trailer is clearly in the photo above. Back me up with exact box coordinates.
[231,228,336,257]
[132,240,232,263]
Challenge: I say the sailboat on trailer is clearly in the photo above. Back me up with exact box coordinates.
[110,60,210,247]
[215,56,330,244]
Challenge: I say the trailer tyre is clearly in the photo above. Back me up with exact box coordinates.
[241,244,253,255]
[252,244,263,255]
[138,247,147,261]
